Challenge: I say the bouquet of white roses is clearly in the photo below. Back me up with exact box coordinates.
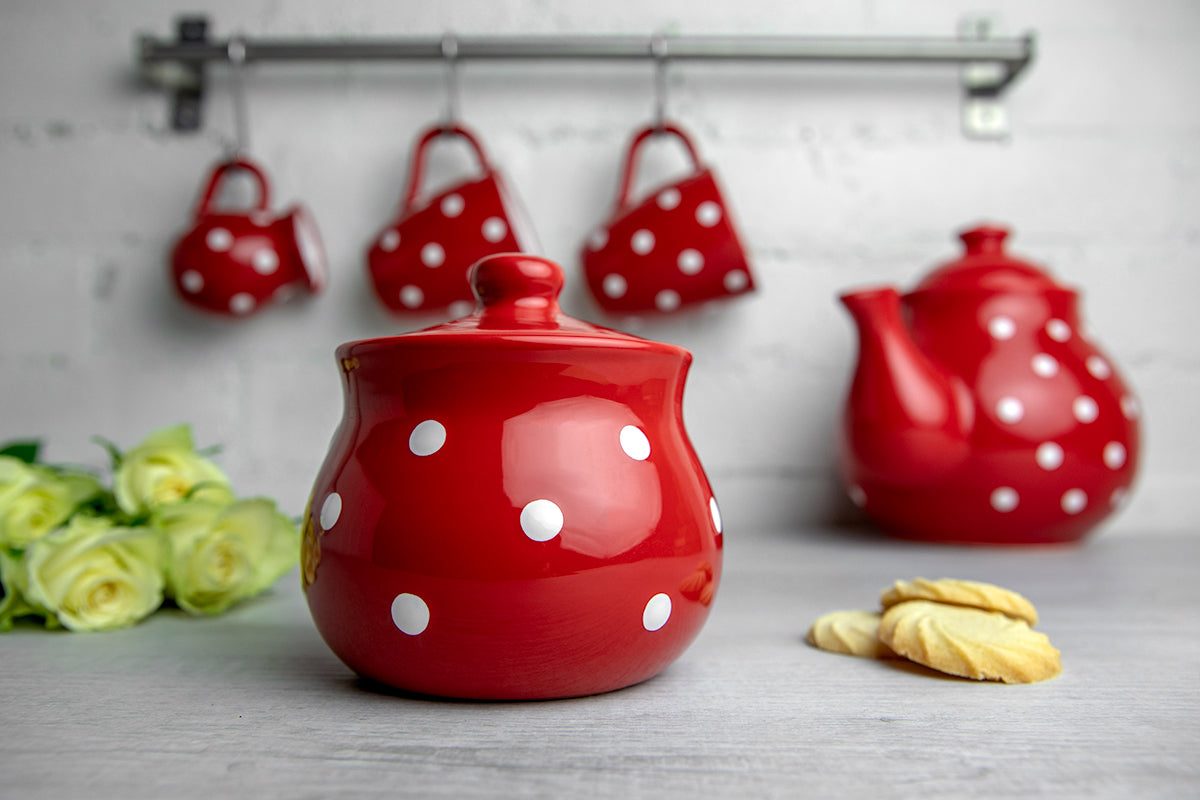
[0,424,298,632]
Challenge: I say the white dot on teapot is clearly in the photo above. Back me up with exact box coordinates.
[205,227,233,252]
[631,229,655,255]
[1061,489,1088,515]
[391,593,430,636]
[1031,353,1059,378]
[1073,396,1099,423]
[380,230,401,252]
[408,420,447,457]
[1121,395,1141,419]
[848,485,867,507]
[990,487,1019,512]
[588,229,609,251]
[441,193,465,218]
[987,316,1016,340]
[696,201,722,227]
[709,496,723,534]
[251,248,279,275]
[481,217,508,243]
[1046,319,1072,342]
[677,249,704,275]
[229,293,256,315]
[1104,441,1127,469]
[655,289,681,312]
[399,285,424,308]
[657,188,681,210]
[421,242,445,268]
[1036,442,1064,470]
[1111,487,1129,508]
[602,273,627,299]
[724,270,750,293]
[996,397,1024,424]
[1086,355,1112,380]
[619,425,651,461]
[520,499,563,542]
[320,492,342,531]
[180,270,205,293]
[642,593,672,632]
[448,300,473,318]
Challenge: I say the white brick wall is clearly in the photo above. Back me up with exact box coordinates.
[2,0,1197,537]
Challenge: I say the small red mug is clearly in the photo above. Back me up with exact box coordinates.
[582,122,756,314]
[170,157,327,316]
[366,123,537,314]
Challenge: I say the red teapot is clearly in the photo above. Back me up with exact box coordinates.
[838,224,1141,545]
[302,254,723,699]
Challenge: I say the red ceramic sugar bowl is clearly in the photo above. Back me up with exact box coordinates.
[366,123,537,315]
[170,157,326,316]
[838,223,1141,545]
[581,122,755,314]
[302,253,724,700]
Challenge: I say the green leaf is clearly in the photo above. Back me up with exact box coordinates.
[90,435,124,471]
[0,440,42,464]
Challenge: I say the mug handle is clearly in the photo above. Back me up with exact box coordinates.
[194,157,272,218]
[613,121,704,216]
[400,123,495,216]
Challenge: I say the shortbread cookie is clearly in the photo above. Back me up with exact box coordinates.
[880,577,1039,626]
[806,610,897,659]
[878,600,1061,684]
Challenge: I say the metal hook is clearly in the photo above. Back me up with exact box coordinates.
[227,34,250,157]
[650,33,669,130]
[441,32,461,127]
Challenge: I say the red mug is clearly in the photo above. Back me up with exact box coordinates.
[582,122,756,314]
[170,157,327,316]
[366,123,537,314]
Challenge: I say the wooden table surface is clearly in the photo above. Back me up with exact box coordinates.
[3,528,1198,799]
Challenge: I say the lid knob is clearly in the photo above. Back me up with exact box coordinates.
[959,224,1010,255]
[471,254,564,325]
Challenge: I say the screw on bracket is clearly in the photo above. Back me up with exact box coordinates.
[171,16,208,131]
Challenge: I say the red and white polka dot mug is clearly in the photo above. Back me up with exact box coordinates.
[366,123,536,315]
[170,157,326,317]
[581,122,755,314]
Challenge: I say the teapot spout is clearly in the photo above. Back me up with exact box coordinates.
[839,287,973,485]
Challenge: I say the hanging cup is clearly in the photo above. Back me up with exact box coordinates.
[581,122,755,314]
[170,157,327,317]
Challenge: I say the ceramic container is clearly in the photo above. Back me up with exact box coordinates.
[303,253,723,699]
[838,224,1141,544]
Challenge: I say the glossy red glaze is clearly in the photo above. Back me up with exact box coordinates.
[839,225,1141,544]
[366,124,537,314]
[581,122,755,314]
[170,157,326,316]
[303,254,723,699]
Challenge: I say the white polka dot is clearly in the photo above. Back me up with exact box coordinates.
[180,269,204,293]
[520,499,563,542]
[320,492,342,530]
[657,188,681,210]
[619,425,651,461]
[655,289,681,312]
[642,593,672,632]
[420,242,445,268]
[1121,395,1140,419]
[250,212,272,227]
[391,593,430,635]
[588,229,609,251]
[1036,442,1064,470]
[990,487,1019,512]
[988,315,1016,340]
[996,397,1024,424]
[1031,353,1059,378]
[709,496,723,534]
[399,285,424,308]
[602,273,627,299]
[408,420,446,456]
[1111,487,1129,508]
[677,249,704,275]
[440,193,465,217]
[848,485,866,507]
[1061,489,1087,515]
[631,229,655,255]
[206,227,233,251]
[1103,441,1127,469]
[229,293,255,315]
[448,300,473,318]
[251,248,279,275]
[1086,355,1112,380]
[696,201,722,227]
[1046,319,1071,342]
[481,217,507,242]
[380,230,401,251]
[724,270,750,293]
[1073,396,1099,424]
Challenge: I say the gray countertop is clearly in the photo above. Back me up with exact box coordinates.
[3,528,1198,799]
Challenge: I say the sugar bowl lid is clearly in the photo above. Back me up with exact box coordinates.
[912,224,1064,295]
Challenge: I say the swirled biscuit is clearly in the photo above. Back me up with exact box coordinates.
[806,610,897,659]
[880,577,1039,626]
[878,600,1062,684]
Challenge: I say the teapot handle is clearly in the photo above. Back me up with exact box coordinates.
[194,157,272,219]
[613,121,704,216]
[401,123,495,216]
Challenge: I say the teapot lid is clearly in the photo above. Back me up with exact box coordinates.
[912,224,1063,294]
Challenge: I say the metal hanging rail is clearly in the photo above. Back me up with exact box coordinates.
[137,17,1036,138]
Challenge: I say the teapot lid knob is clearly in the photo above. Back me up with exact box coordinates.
[470,253,564,323]
[959,224,1010,255]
